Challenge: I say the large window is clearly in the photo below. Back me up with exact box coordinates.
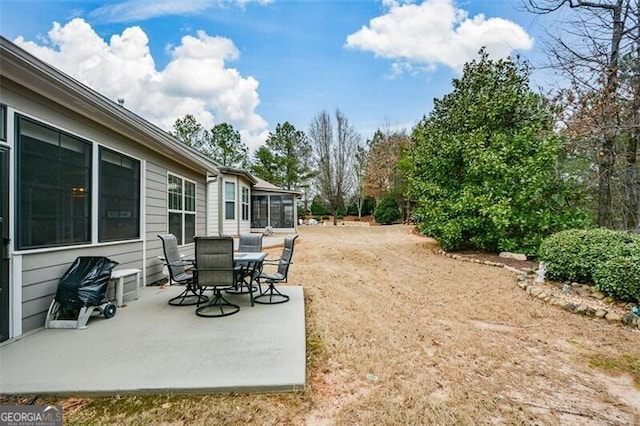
[99,148,140,242]
[250,194,295,229]
[17,116,91,249]
[241,187,249,221]
[225,181,236,220]
[168,174,196,245]
[16,116,143,250]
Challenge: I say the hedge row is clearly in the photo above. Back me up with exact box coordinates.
[538,228,640,303]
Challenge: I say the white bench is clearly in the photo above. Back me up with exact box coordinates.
[110,268,142,307]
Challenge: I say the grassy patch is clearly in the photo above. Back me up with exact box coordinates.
[589,354,640,388]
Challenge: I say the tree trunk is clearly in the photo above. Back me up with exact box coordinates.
[598,139,615,228]
[625,134,638,229]
[633,2,640,230]
[597,0,624,228]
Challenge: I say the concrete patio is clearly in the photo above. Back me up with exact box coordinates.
[0,284,306,396]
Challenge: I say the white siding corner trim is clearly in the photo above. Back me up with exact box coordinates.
[11,254,22,338]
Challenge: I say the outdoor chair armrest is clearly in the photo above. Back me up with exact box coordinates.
[165,260,194,267]
[193,265,243,273]
[262,259,292,265]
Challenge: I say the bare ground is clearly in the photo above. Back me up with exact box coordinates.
[297,225,640,425]
[9,225,640,425]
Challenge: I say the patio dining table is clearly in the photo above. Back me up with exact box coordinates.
[159,252,267,305]
[228,252,268,306]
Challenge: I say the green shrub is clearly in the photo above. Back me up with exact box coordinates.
[593,255,640,303]
[539,228,640,284]
[375,196,401,225]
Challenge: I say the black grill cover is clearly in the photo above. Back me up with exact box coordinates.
[55,257,119,311]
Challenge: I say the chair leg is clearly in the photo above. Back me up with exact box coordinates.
[168,283,208,306]
[195,289,240,317]
[254,281,290,304]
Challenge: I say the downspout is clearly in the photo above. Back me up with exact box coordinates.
[218,176,223,235]
[205,173,219,236]
[206,173,222,236]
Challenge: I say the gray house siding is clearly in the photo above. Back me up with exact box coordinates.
[144,159,208,286]
[19,242,144,332]
[1,56,215,336]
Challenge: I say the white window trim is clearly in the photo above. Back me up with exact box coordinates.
[167,172,197,245]
[224,180,236,221]
[241,186,249,221]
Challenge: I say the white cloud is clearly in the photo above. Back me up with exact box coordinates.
[13,19,268,151]
[91,0,273,23]
[345,0,533,73]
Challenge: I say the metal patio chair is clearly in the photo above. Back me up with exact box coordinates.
[255,235,298,305]
[194,236,242,318]
[229,233,264,298]
[238,233,263,253]
[158,234,207,306]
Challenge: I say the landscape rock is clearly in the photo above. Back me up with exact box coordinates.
[622,312,637,326]
[575,304,588,315]
[499,252,528,261]
[605,312,622,323]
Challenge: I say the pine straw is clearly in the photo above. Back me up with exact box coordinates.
[14,225,640,424]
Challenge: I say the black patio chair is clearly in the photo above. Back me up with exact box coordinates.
[194,236,242,317]
[255,235,298,305]
[158,234,207,306]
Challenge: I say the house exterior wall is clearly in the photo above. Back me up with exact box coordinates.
[221,174,252,236]
[1,75,211,336]
[144,160,207,285]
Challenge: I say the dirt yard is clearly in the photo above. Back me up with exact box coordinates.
[15,225,640,424]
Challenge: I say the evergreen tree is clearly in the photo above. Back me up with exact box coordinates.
[251,122,314,190]
[408,50,591,255]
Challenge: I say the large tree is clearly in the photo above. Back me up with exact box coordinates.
[408,50,590,255]
[526,0,639,228]
[170,115,249,168]
[309,109,361,225]
[251,122,314,191]
[209,123,248,168]
[363,126,411,220]
[171,114,209,151]
[352,144,369,219]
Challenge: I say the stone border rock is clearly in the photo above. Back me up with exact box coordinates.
[439,250,640,329]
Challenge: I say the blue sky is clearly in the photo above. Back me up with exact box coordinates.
[0,0,556,151]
